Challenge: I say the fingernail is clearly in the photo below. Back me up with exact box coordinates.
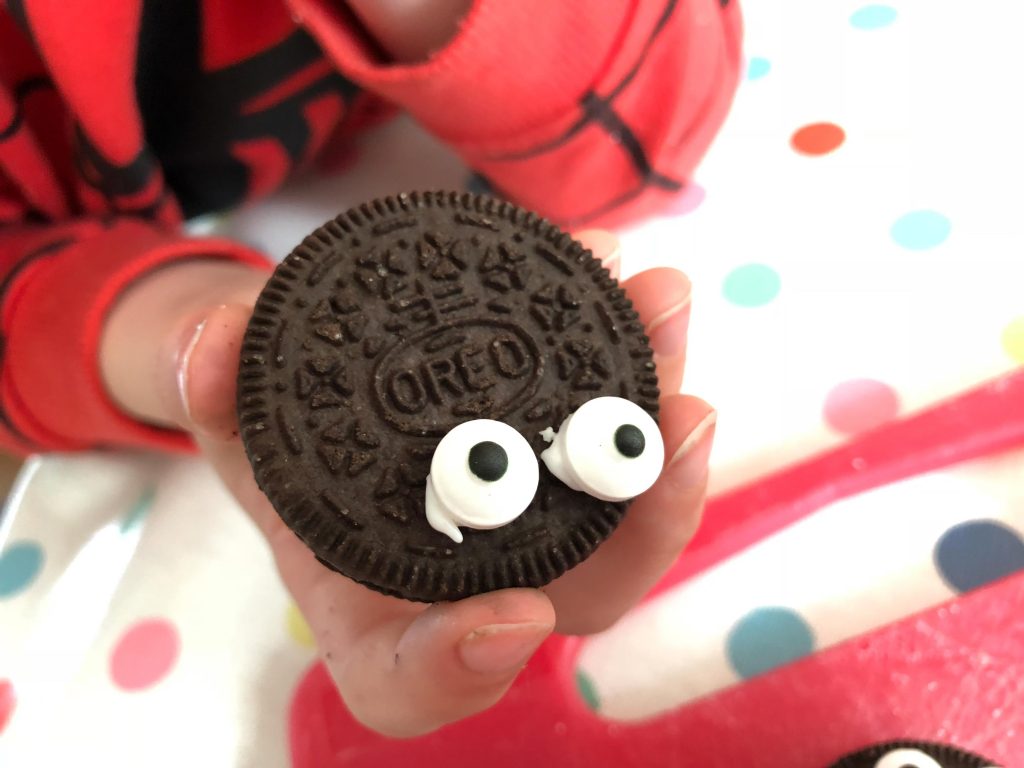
[646,297,691,358]
[601,245,621,278]
[458,622,552,675]
[667,410,717,486]
[176,318,208,426]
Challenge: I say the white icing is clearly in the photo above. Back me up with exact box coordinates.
[874,749,943,768]
[539,426,556,443]
[424,419,539,543]
[540,396,664,502]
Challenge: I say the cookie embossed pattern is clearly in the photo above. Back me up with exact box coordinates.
[237,191,661,602]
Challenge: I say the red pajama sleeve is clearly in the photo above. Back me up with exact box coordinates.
[0,220,269,455]
[292,0,743,228]
[0,0,740,456]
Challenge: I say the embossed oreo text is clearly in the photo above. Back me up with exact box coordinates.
[374,319,542,435]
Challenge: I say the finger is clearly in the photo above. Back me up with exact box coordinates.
[182,303,253,440]
[99,260,265,430]
[322,586,554,738]
[197,434,556,737]
[346,0,472,63]
[620,268,692,393]
[574,229,621,278]
[543,394,716,635]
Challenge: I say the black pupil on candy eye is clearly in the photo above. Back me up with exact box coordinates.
[614,424,645,458]
[468,441,509,481]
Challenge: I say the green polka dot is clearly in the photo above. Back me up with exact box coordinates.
[723,263,782,307]
[575,669,600,711]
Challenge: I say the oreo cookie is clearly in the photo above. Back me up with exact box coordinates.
[828,740,1001,768]
[237,191,661,602]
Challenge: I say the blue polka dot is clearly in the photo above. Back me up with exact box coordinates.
[465,173,494,196]
[119,488,156,533]
[890,210,951,250]
[935,520,1024,594]
[726,607,815,679]
[0,540,44,599]
[850,5,898,30]
[747,57,771,81]
[722,263,782,307]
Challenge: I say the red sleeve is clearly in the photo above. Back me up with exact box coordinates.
[290,0,743,228]
[1,7,274,457]
[0,219,270,456]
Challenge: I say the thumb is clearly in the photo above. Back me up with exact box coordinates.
[99,260,266,436]
[319,587,555,737]
[176,303,254,439]
[264,518,558,738]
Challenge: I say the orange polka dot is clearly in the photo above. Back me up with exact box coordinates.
[791,122,846,156]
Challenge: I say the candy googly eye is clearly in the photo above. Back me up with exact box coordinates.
[874,749,943,768]
[425,419,539,543]
[540,396,664,502]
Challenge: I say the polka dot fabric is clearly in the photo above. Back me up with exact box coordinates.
[579,0,1024,723]
[1,2,1022,763]
[0,457,311,766]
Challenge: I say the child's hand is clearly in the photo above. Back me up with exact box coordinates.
[100,231,715,737]
[346,0,474,63]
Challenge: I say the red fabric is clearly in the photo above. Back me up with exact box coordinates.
[1,220,270,454]
[289,570,1024,768]
[295,0,743,227]
[0,0,742,454]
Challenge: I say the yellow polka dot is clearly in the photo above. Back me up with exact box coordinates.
[286,603,315,648]
[1002,317,1024,363]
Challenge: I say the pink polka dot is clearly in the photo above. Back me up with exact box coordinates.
[109,618,180,691]
[664,183,706,217]
[0,678,15,735]
[823,379,901,434]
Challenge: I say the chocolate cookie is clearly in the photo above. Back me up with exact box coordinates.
[828,740,1000,768]
[237,191,660,602]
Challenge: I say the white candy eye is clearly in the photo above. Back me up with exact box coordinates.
[540,396,664,502]
[874,748,943,768]
[424,419,539,543]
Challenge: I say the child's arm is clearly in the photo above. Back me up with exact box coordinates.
[0,10,275,455]
[307,0,743,227]
[0,220,270,456]
[1,0,727,737]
